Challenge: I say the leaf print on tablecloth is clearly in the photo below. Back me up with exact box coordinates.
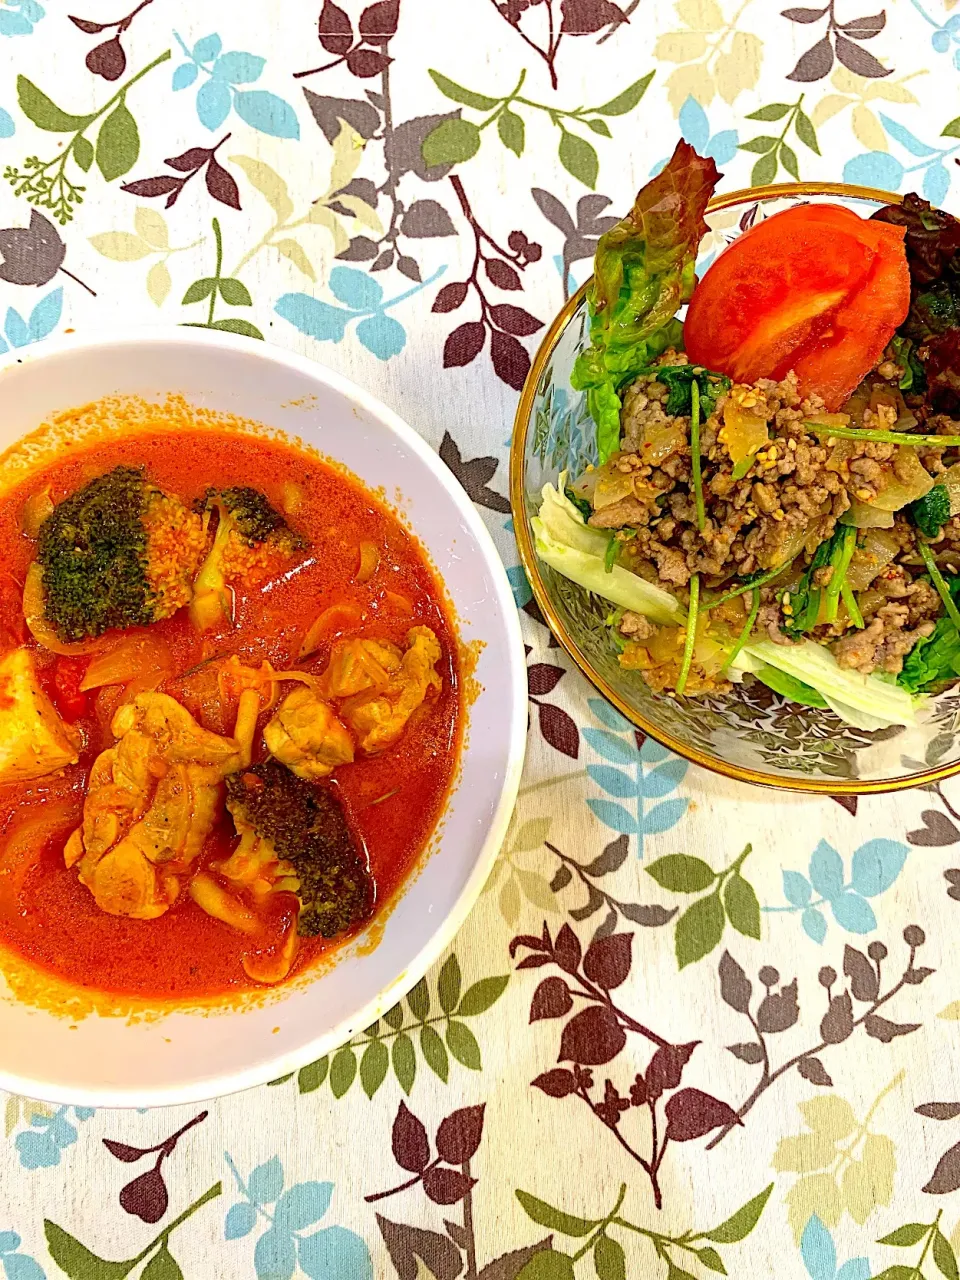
[0,288,63,356]
[229,125,380,285]
[739,95,820,183]
[90,206,201,307]
[775,1075,901,1240]
[514,1181,772,1276]
[0,208,94,296]
[711,929,932,1148]
[121,134,240,210]
[769,838,908,943]
[171,32,299,138]
[181,216,262,338]
[0,0,44,39]
[782,3,891,84]
[12,1102,92,1171]
[487,810,564,926]
[656,0,763,113]
[526,656,578,759]
[439,433,510,514]
[277,262,444,360]
[531,188,617,298]
[225,1154,371,1280]
[486,0,628,91]
[294,0,398,81]
[6,51,170,223]
[513,923,738,1209]
[69,0,155,82]
[0,1230,45,1280]
[800,1215,871,1280]
[366,1103,483,1205]
[103,1111,207,1224]
[645,845,760,968]
[545,835,677,936]
[269,951,508,1097]
[297,5,460,283]
[583,700,687,855]
[912,1100,960,1195]
[873,1213,959,1280]
[432,175,542,390]
[46,1180,221,1279]
[423,68,652,185]
[810,64,920,145]
[842,111,960,205]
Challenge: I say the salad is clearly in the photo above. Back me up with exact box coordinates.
[534,140,960,731]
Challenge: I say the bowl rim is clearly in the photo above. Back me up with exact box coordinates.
[509,179,960,796]
[0,325,528,1106]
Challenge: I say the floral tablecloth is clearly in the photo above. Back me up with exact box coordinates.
[5,1,960,1277]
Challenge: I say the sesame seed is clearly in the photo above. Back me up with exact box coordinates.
[771,510,785,522]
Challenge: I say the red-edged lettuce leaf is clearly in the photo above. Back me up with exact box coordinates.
[572,141,721,463]
[873,192,960,415]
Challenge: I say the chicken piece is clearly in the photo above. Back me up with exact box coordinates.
[263,686,354,781]
[320,636,403,699]
[70,692,241,920]
[0,648,83,783]
[336,626,443,755]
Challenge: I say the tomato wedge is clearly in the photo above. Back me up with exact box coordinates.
[684,204,910,409]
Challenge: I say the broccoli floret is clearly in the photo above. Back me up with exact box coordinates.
[224,758,372,939]
[190,487,307,631]
[35,466,208,642]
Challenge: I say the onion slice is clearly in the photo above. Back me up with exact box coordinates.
[23,563,105,656]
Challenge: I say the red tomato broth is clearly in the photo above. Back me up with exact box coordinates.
[0,428,462,1001]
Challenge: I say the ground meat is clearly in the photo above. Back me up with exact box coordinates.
[832,618,886,673]
[757,601,798,645]
[619,611,656,640]
[584,356,960,697]
[588,496,652,529]
[832,603,938,675]
[652,543,690,586]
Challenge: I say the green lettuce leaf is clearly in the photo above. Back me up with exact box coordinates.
[572,140,721,463]
[738,638,919,726]
[533,481,683,625]
[898,573,960,693]
[753,665,827,709]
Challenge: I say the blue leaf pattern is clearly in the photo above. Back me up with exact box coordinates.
[273,1183,333,1232]
[254,1228,296,1280]
[801,1216,836,1280]
[248,1157,284,1205]
[226,1156,370,1280]
[769,838,907,943]
[298,1226,373,1280]
[0,0,44,38]
[174,31,299,138]
[275,268,445,362]
[849,841,909,897]
[809,842,844,899]
[584,708,686,852]
[13,1106,91,1170]
[2,1255,45,1280]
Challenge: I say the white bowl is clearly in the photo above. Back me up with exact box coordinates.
[0,328,525,1107]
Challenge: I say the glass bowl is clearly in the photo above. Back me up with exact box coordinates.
[510,181,960,794]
